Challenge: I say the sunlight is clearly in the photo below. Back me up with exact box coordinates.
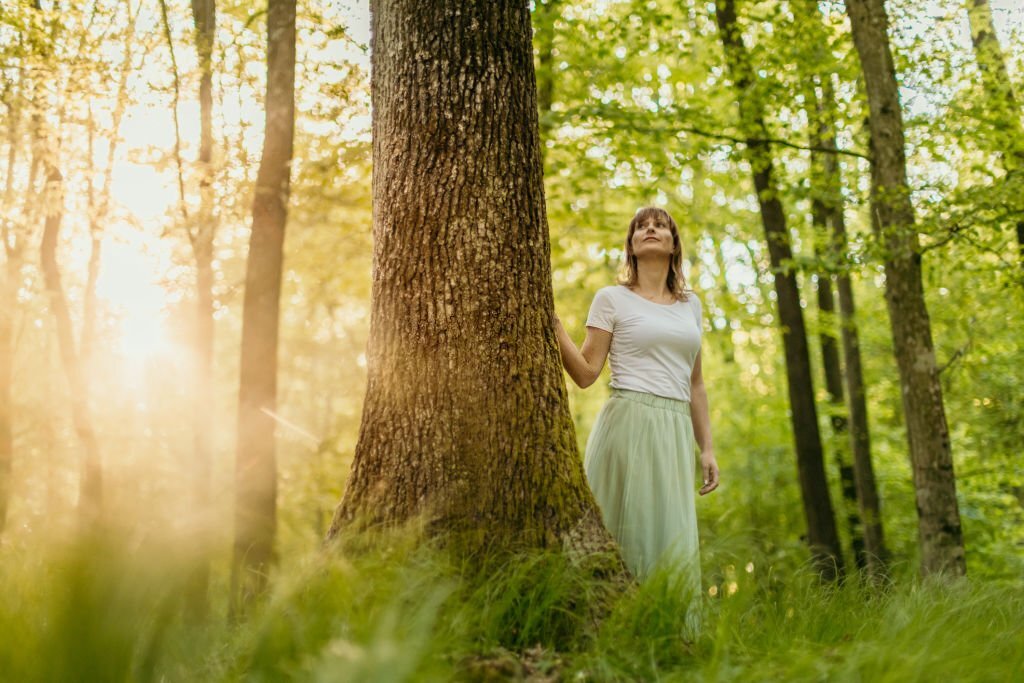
[96,228,174,364]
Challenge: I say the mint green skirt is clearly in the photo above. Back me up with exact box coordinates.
[584,388,702,633]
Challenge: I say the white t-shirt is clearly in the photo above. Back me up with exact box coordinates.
[585,285,703,401]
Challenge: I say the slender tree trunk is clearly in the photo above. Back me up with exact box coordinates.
[327,0,617,561]
[809,190,864,570]
[792,0,888,577]
[28,0,103,514]
[801,58,865,571]
[815,76,888,577]
[160,0,216,617]
[0,245,13,534]
[0,252,15,535]
[231,0,296,610]
[82,108,102,372]
[966,0,1024,263]
[714,0,844,579]
[40,163,103,515]
[846,0,965,577]
[0,72,21,535]
[187,0,217,621]
[818,74,889,578]
[533,0,562,157]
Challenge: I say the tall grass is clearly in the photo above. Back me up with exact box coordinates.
[1,525,1020,682]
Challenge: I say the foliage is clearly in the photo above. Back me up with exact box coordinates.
[1,527,1021,681]
[1,0,1022,677]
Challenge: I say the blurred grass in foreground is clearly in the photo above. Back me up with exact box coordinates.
[1,525,1021,682]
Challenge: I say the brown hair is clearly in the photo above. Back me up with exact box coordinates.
[617,206,689,301]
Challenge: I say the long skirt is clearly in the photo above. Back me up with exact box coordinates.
[584,387,702,635]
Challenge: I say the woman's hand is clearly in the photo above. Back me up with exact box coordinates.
[699,450,719,495]
[552,310,611,389]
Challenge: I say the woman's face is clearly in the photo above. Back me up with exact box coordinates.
[630,214,675,260]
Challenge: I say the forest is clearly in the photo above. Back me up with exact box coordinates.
[1,0,1022,680]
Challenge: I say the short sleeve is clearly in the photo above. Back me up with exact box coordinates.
[586,288,616,332]
[687,292,703,329]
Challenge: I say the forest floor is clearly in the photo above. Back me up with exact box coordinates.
[1,527,1022,682]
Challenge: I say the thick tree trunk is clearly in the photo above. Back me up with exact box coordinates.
[714,0,844,579]
[186,0,217,621]
[231,0,296,609]
[966,0,1024,263]
[327,0,615,558]
[846,0,965,577]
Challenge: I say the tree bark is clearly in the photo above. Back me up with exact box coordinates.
[966,0,1024,263]
[231,0,296,610]
[327,0,616,560]
[714,0,844,579]
[846,0,965,577]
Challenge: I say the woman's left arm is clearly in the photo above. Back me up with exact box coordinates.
[690,350,719,495]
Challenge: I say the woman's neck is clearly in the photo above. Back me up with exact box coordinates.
[633,257,671,298]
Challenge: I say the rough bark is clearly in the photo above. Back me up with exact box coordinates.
[846,0,965,577]
[714,0,844,579]
[966,0,1024,263]
[327,0,616,559]
[231,0,296,609]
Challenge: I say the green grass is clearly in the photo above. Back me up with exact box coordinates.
[1,526,1021,682]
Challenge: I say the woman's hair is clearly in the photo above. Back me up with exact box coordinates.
[617,205,689,301]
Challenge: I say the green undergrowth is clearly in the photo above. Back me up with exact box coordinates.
[1,527,1021,682]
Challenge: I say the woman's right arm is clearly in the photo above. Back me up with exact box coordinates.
[553,315,612,389]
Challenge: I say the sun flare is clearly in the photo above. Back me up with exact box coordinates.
[95,228,175,363]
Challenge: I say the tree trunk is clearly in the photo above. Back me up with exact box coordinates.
[846,0,965,577]
[187,0,217,621]
[806,84,860,561]
[966,0,1024,263]
[0,72,21,535]
[327,0,616,559]
[40,163,103,515]
[82,108,102,373]
[714,0,844,579]
[0,250,13,535]
[231,0,296,610]
[533,0,562,157]
[809,191,864,570]
[817,73,889,578]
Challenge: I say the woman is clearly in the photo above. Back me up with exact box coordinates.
[554,206,719,634]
